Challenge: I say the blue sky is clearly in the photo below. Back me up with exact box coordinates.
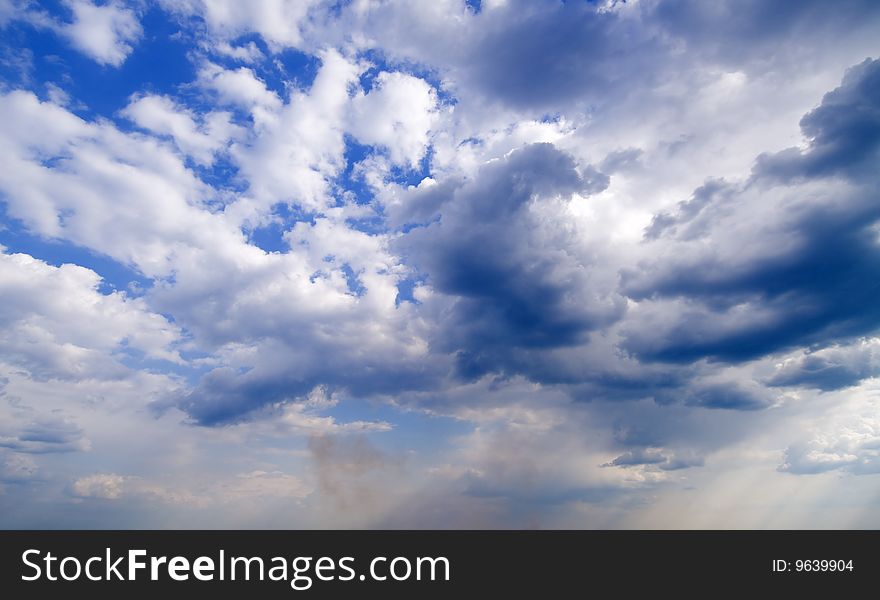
[1,0,880,528]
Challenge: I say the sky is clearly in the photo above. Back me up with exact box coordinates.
[0,0,879,529]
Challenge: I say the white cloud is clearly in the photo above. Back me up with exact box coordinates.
[163,0,321,50]
[349,71,439,167]
[72,473,127,499]
[0,250,182,378]
[0,90,244,277]
[61,0,142,67]
[780,385,880,475]
[197,62,282,115]
[212,40,264,64]
[220,49,360,218]
[121,94,241,166]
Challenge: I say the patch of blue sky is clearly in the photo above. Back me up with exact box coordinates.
[337,135,375,204]
[191,153,246,197]
[261,45,321,97]
[7,4,195,121]
[340,263,367,297]
[394,276,425,306]
[247,203,317,254]
[388,144,435,187]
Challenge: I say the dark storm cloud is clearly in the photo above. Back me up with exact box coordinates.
[622,58,880,364]
[756,57,880,180]
[400,143,622,376]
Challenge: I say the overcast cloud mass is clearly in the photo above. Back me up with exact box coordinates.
[1,0,879,528]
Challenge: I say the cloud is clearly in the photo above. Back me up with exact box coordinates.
[348,71,439,167]
[621,58,880,363]
[400,143,619,378]
[602,448,704,472]
[756,57,880,179]
[3,0,880,527]
[0,451,37,483]
[197,62,282,113]
[70,470,310,504]
[780,407,880,475]
[216,49,358,216]
[0,415,88,454]
[121,94,241,166]
[162,0,320,50]
[72,473,127,499]
[0,250,181,379]
[0,90,243,278]
[211,40,264,64]
[767,339,880,391]
[60,0,142,67]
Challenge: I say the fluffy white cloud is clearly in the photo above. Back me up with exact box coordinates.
[0,250,181,378]
[0,90,244,277]
[121,94,241,166]
[349,71,439,167]
[61,0,141,66]
[162,0,320,50]
[222,49,359,217]
[211,40,264,64]
[197,62,282,115]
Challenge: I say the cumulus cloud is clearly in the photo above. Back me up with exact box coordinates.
[602,448,704,472]
[72,470,310,504]
[0,250,181,379]
[162,0,320,50]
[348,71,439,167]
[197,62,282,114]
[60,0,142,67]
[780,399,880,475]
[400,143,619,372]
[0,90,243,278]
[121,94,241,166]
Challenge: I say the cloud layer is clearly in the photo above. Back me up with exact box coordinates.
[1,0,879,528]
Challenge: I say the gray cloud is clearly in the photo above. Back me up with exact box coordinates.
[401,143,622,379]
[0,415,87,454]
[622,58,880,364]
